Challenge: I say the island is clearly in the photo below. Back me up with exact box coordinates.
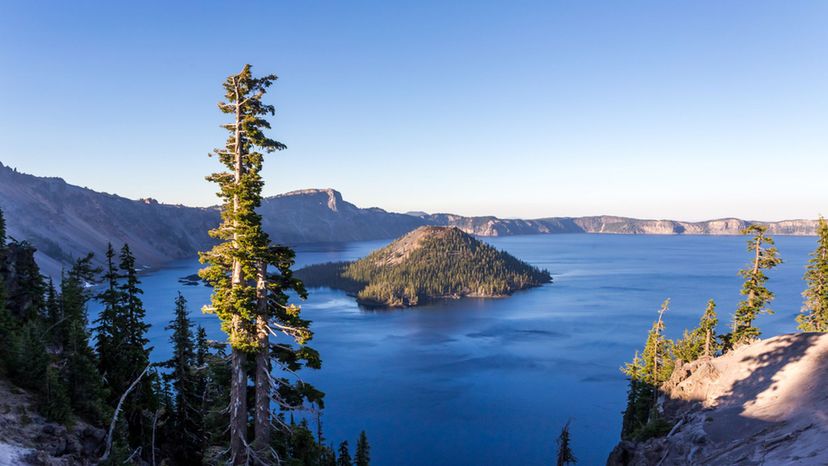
[296,226,552,307]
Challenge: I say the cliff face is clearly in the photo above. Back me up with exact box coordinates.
[608,333,828,465]
[259,188,425,243]
[417,214,820,237]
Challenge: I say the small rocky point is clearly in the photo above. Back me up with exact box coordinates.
[608,333,828,465]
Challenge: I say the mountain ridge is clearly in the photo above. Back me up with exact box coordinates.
[0,162,820,276]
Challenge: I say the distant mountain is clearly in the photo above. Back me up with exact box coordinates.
[297,226,552,307]
[0,162,820,276]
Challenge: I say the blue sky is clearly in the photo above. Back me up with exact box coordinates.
[1,1,826,220]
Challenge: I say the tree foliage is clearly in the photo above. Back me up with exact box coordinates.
[798,217,828,332]
[730,225,782,346]
[674,299,720,362]
[555,421,577,466]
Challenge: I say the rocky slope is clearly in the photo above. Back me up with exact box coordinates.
[607,333,828,465]
[0,377,105,465]
[0,162,217,278]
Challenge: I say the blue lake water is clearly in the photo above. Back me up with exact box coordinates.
[104,234,816,465]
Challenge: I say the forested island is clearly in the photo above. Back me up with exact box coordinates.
[297,226,552,307]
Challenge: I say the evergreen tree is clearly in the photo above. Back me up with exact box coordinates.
[641,299,673,386]
[336,441,352,466]
[43,366,71,423]
[555,421,577,466]
[117,244,156,455]
[199,64,319,464]
[44,279,61,330]
[0,206,5,247]
[620,352,647,439]
[11,320,49,391]
[674,299,720,362]
[94,243,123,391]
[798,217,828,332]
[355,431,370,466]
[60,254,108,424]
[731,225,782,346]
[164,293,205,465]
[5,241,45,322]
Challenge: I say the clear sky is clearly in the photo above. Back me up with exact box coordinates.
[1,1,826,221]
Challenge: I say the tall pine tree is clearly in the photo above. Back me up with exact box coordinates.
[94,243,123,391]
[117,244,156,455]
[798,217,828,332]
[164,293,205,465]
[199,64,319,464]
[731,225,782,346]
[355,431,371,466]
[60,254,108,424]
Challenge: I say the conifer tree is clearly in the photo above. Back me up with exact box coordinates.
[555,421,577,466]
[94,243,123,388]
[200,64,319,464]
[620,352,647,439]
[336,441,352,466]
[43,366,71,423]
[6,241,45,322]
[798,217,828,332]
[117,244,156,454]
[355,430,370,466]
[0,207,5,247]
[642,299,673,387]
[674,299,720,362]
[164,293,205,465]
[731,225,782,346]
[60,254,108,423]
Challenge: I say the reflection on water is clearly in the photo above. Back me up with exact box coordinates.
[94,234,814,465]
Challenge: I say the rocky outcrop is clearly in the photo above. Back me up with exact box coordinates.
[258,188,424,244]
[607,333,828,465]
[0,377,105,465]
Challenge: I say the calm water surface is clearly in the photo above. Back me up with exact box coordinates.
[108,234,815,465]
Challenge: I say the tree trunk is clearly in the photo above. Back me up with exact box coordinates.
[230,344,248,466]
[229,77,248,466]
[253,262,271,453]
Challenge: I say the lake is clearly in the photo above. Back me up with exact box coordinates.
[109,234,816,465]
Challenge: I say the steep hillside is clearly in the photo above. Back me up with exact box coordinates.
[0,162,217,277]
[298,226,552,307]
[608,333,828,465]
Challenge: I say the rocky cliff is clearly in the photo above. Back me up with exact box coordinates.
[607,333,828,465]
[417,213,820,237]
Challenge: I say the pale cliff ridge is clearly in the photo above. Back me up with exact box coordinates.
[607,333,828,465]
